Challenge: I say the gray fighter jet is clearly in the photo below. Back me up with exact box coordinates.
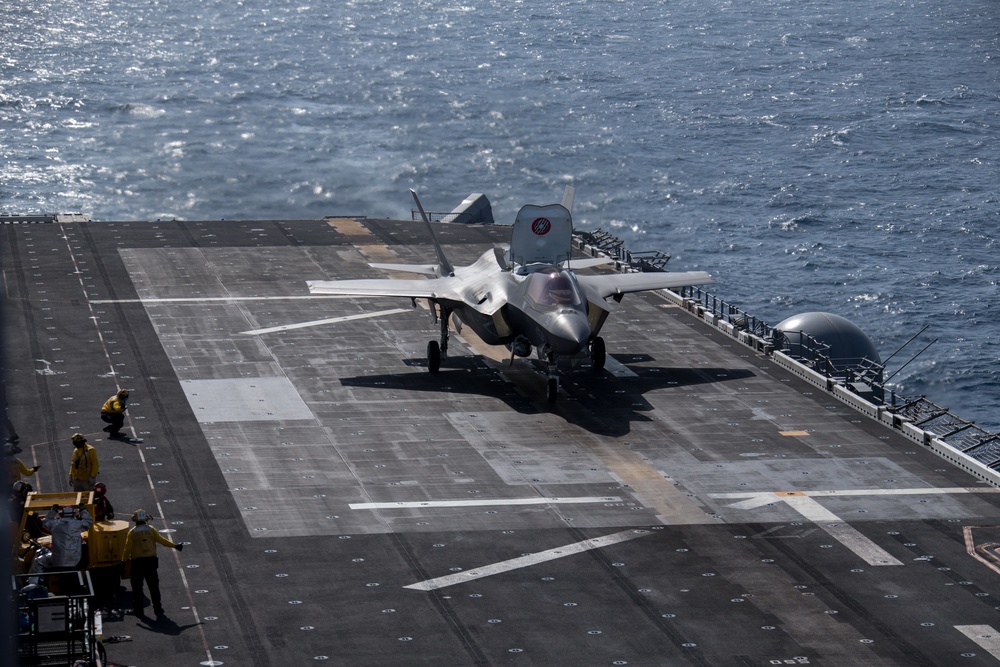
[307,189,714,402]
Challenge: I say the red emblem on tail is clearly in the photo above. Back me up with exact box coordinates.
[531,218,551,235]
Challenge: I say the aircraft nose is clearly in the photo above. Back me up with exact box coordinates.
[549,311,591,354]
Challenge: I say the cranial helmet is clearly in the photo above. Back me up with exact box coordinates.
[93,482,107,497]
[71,433,86,446]
[60,506,76,518]
[132,509,148,523]
[117,388,129,400]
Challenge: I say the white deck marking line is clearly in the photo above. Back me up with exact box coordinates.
[404,529,652,591]
[779,494,904,566]
[603,355,638,378]
[711,487,1000,501]
[804,487,1000,497]
[91,295,354,303]
[706,488,1000,567]
[956,625,1000,660]
[239,308,410,335]
[351,496,622,510]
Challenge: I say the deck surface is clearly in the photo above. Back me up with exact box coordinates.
[5,217,1000,666]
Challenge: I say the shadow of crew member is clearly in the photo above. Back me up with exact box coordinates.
[122,509,183,617]
[101,388,129,439]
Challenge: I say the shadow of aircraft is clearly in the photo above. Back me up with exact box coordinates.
[340,355,756,437]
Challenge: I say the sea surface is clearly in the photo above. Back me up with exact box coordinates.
[2,0,998,431]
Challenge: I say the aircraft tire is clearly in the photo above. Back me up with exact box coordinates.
[547,378,558,403]
[591,337,606,370]
[427,341,441,374]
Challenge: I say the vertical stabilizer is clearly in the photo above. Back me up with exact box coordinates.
[410,189,455,277]
[560,186,575,213]
[510,204,573,268]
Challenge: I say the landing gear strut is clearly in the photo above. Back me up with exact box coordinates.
[545,349,559,403]
[590,336,606,370]
[427,341,441,374]
[427,303,450,374]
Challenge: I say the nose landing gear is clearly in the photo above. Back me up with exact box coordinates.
[590,337,606,370]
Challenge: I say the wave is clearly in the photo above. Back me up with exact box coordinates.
[113,103,166,119]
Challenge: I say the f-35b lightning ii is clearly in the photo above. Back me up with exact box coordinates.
[307,189,714,402]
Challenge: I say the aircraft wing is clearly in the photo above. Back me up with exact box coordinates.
[368,262,441,276]
[576,270,715,300]
[563,257,614,270]
[307,276,464,300]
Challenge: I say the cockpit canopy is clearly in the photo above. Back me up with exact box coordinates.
[525,269,582,308]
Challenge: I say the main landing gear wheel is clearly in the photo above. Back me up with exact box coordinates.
[547,378,558,403]
[590,337,606,370]
[427,340,441,374]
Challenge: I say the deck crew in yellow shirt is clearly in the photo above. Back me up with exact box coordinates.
[100,388,129,439]
[68,433,98,492]
[122,509,183,617]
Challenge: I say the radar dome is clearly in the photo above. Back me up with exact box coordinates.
[774,312,881,373]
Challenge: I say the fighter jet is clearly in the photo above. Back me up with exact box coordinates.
[307,189,714,402]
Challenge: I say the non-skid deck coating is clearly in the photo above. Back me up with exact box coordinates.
[5,217,1000,666]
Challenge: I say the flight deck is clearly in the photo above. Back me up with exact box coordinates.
[5,216,1000,666]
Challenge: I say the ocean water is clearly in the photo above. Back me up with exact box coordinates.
[2,0,997,431]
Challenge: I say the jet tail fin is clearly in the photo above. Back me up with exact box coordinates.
[410,189,455,277]
[510,203,573,268]
[561,186,575,212]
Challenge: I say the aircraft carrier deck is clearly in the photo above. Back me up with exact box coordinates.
[5,215,1000,666]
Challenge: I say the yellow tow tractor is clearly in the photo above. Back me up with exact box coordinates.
[12,490,128,666]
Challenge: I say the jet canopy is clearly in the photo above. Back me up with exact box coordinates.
[525,269,583,308]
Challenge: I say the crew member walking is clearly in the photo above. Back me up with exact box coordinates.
[68,433,99,492]
[122,509,183,617]
[101,388,129,439]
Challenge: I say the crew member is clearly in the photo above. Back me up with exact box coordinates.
[92,482,115,521]
[68,433,99,492]
[122,509,183,617]
[100,388,130,439]
[10,480,44,537]
[6,442,39,487]
[44,503,94,569]
[3,381,19,450]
